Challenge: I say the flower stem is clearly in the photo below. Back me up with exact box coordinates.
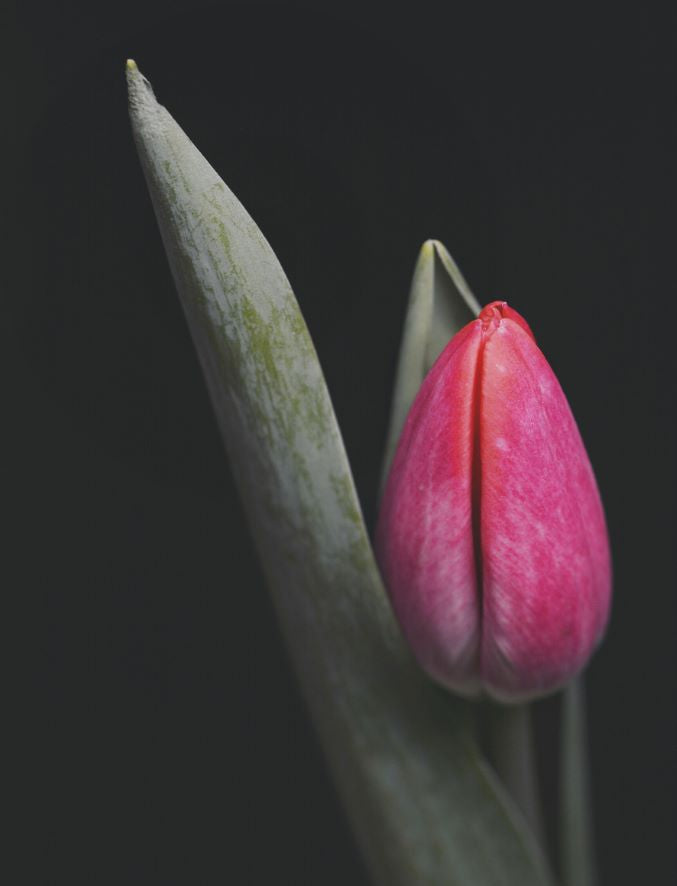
[560,678,597,886]
[489,703,546,849]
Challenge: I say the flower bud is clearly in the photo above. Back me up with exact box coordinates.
[376,302,611,702]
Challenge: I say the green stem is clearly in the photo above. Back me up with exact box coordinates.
[560,678,597,886]
[489,703,546,849]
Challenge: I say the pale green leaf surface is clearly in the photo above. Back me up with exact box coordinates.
[126,61,553,886]
[380,240,481,490]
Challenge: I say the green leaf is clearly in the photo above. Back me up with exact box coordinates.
[126,60,554,886]
[380,240,481,490]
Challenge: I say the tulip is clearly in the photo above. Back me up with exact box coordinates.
[376,301,611,702]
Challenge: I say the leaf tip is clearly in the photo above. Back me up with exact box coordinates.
[125,59,157,115]
[431,239,449,261]
[415,239,437,273]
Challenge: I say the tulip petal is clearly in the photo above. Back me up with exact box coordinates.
[479,319,611,701]
[376,321,483,694]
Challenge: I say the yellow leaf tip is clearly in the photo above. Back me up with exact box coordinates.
[126,58,137,70]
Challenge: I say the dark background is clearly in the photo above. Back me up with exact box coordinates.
[11,1,675,883]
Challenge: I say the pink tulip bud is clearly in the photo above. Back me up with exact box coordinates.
[376,301,611,702]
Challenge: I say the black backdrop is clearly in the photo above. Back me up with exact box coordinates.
[11,2,675,884]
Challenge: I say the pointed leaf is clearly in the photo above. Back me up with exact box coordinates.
[381,240,481,489]
[127,61,554,886]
